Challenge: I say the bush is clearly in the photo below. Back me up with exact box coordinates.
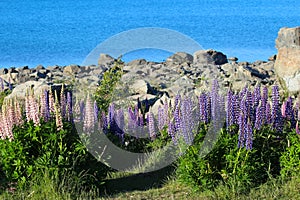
[176,124,288,193]
[0,119,108,190]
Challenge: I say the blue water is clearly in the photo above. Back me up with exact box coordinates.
[0,0,299,68]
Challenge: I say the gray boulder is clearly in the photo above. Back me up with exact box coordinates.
[193,49,228,65]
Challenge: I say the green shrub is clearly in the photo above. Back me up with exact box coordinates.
[95,58,124,112]
[280,130,300,179]
[176,124,288,193]
[0,119,108,189]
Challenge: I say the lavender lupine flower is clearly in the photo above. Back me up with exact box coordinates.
[245,121,253,150]
[54,91,63,131]
[296,121,300,135]
[147,112,156,139]
[66,92,73,122]
[173,102,181,132]
[127,107,136,132]
[245,90,254,123]
[168,121,177,145]
[115,109,125,140]
[93,101,98,122]
[271,85,283,132]
[261,86,268,122]
[226,89,235,129]
[83,95,95,134]
[238,98,247,148]
[79,99,85,121]
[108,103,115,128]
[101,111,108,133]
[180,97,194,145]
[173,93,181,114]
[254,103,263,130]
[199,93,209,123]
[232,94,240,124]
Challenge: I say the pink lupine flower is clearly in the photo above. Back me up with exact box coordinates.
[48,89,55,114]
[60,85,66,119]
[14,98,23,126]
[1,106,13,140]
[26,89,40,126]
[281,101,287,118]
[83,95,94,134]
[54,91,63,131]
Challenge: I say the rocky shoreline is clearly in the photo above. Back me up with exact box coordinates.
[0,26,299,111]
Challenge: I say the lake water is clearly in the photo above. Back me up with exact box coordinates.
[0,0,299,68]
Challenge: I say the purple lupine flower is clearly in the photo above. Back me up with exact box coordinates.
[116,109,125,131]
[245,121,253,150]
[245,90,254,123]
[254,103,263,130]
[127,107,136,134]
[180,97,195,145]
[66,92,73,122]
[79,99,85,121]
[271,85,283,132]
[238,98,247,148]
[168,121,177,145]
[173,103,181,132]
[116,109,125,141]
[83,95,95,134]
[261,86,268,122]
[206,92,212,122]
[101,111,108,133]
[253,84,261,108]
[226,89,235,129]
[147,112,156,139]
[265,102,272,124]
[108,103,116,132]
[232,94,240,124]
[285,97,295,123]
[173,93,181,114]
[199,93,209,123]
[93,101,98,122]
